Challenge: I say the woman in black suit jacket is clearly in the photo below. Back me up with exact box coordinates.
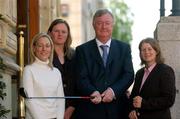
[129,38,176,119]
[48,19,76,119]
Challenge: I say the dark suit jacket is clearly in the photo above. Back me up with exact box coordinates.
[129,63,176,119]
[74,39,134,119]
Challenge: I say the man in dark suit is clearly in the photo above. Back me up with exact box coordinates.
[74,9,134,119]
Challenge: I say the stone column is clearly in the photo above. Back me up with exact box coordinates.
[0,0,19,118]
[171,0,180,16]
[156,16,180,119]
[0,53,20,119]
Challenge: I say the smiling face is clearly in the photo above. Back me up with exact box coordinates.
[33,37,52,62]
[93,13,114,43]
[140,42,157,67]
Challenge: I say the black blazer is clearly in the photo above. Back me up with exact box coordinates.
[74,39,134,119]
[129,63,176,119]
[53,49,76,108]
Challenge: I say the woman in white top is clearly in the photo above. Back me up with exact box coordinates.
[23,33,65,119]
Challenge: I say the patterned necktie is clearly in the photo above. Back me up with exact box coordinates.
[100,45,108,66]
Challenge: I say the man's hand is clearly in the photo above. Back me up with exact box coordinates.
[101,88,114,103]
[90,91,102,104]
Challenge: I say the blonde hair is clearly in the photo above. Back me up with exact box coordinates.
[30,32,54,69]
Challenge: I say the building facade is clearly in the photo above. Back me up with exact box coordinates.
[0,0,104,118]
[39,0,104,47]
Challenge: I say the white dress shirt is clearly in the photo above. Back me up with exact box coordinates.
[96,38,111,57]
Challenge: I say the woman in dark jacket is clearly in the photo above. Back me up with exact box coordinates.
[129,38,176,119]
[48,19,76,119]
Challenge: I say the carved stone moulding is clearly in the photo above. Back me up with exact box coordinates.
[0,20,17,55]
[0,0,17,26]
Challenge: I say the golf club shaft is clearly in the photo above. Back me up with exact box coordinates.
[26,96,92,99]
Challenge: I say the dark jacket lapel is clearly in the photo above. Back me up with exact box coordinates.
[90,39,104,66]
[140,64,158,93]
[106,40,119,67]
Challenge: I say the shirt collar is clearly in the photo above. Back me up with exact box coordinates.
[35,57,49,65]
[96,38,111,47]
[145,63,157,72]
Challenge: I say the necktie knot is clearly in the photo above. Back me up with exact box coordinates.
[100,45,108,66]
[100,45,108,51]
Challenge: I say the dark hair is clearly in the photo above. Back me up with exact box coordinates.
[139,37,164,65]
[47,19,73,59]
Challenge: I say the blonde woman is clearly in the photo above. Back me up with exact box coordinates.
[23,33,65,119]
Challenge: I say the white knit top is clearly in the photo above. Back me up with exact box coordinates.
[23,58,65,119]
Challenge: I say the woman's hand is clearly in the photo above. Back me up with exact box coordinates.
[129,110,138,119]
[64,106,75,119]
[133,96,142,108]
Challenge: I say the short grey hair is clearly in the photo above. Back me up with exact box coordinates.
[93,8,114,23]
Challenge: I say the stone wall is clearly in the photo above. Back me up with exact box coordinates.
[0,0,19,118]
[156,16,180,119]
